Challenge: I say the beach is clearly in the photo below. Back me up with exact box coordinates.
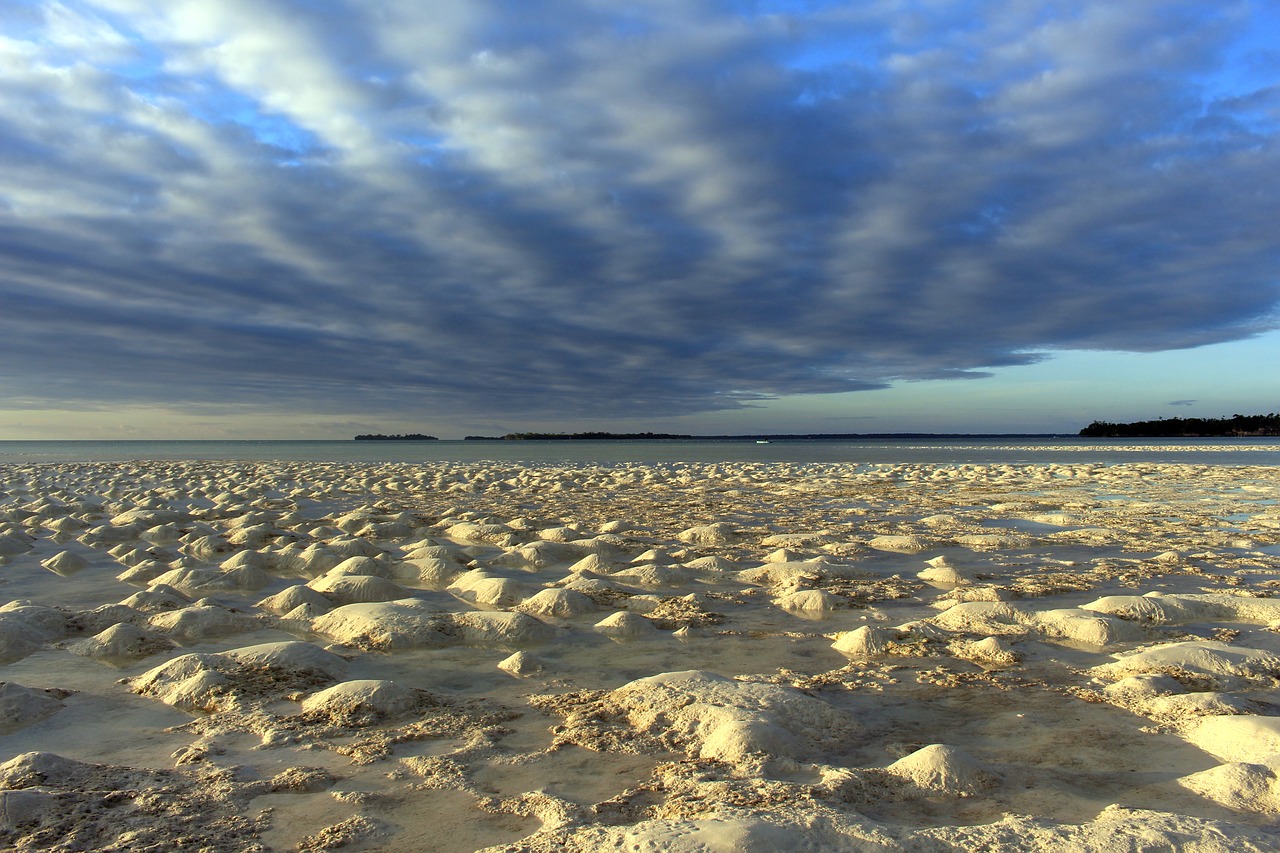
[2,453,1280,851]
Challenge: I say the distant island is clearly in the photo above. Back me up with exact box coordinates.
[355,431,1097,442]
[462,431,1062,441]
[484,431,693,441]
[1079,413,1280,438]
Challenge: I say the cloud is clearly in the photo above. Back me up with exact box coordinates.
[1,0,1277,422]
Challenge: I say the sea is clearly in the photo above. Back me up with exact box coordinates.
[3,438,1280,467]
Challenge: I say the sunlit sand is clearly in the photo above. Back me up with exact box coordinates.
[2,457,1280,850]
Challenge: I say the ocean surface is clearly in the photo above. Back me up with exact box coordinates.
[3,438,1280,466]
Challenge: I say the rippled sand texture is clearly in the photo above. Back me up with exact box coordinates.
[2,458,1280,851]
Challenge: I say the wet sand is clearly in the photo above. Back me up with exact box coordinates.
[2,457,1280,850]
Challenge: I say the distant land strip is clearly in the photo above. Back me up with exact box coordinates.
[1079,414,1280,438]
[482,431,1071,441]
[353,422,1280,440]
[356,431,1067,441]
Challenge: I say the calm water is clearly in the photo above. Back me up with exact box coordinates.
[3,438,1280,466]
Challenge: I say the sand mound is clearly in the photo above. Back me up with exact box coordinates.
[518,588,597,618]
[886,743,1001,794]
[1179,754,1280,812]
[146,605,258,643]
[918,563,965,584]
[446,572,532,607]
[311,600,447,649]
[1092,641,1280,689]
[256,584,333,616]
[1180,715,1280,763]
[323,555,391,578]
[866,534,931,553]
[0,751,264,849]
[832,626,896,658]
[110,508,190,528]
[597,670,862,765]
[391,557,463,587]
[322,537,385,559]
[1030,608,1143,647]
[67,603,144,635]
[41,551,88,576]
[401,543,462,562]
[308,573,412,605]
[576,535,628,559]
[451,611,557,647]
[119,586,190,613]
[116,560,170,585]
[220,640,348,676]
[312,601,554,650]
[955,532,1029,549]
[497,650,545,677]
[682,555,737,572]
[760,531,839,548]
[181,534,235,561]
[1082,592,1280,625]
[149,565,271,595]
[609,564,692,588]
[128,641,346,712]
[1146,692,1257,720]
[940,586,1004,604]
[951,636,1020,668]
[530,524,582,543]
[0,683,68,733]
[445,521,516,545]
[0,604,68,664]
[0,750,160,791]
[912,805,1280,851]
[494,540,586,569]
[0,623,44,666]
[678,524,739,546]
[0,602,67,638]
[930,601,1026,635]
[67,623,176,662]
[776,589,845,613]
[594,611,659,639]
[300,679,431,724]
[0,533,36,558]
[79,524,141,547]
[565,553,615,574]
[589,810,897,853]
[737,560,866,587]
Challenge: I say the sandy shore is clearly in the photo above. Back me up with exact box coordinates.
[2,458,1280,851]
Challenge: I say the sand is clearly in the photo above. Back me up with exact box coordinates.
[1,456,1280,850]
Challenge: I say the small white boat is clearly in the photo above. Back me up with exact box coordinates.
[756,439,770,444]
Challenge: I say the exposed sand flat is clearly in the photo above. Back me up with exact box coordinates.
[1,458,1279,850]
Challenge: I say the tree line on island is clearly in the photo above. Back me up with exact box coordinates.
[1079,413,1280,437]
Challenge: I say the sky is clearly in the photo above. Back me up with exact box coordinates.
[1,0,1278,440]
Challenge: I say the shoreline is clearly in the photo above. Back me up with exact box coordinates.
[2,458,1280,850]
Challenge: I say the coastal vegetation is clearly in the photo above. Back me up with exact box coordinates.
[353,433,439,441]
[1079,413,1280,437]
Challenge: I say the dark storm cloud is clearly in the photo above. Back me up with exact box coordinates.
[1,0,1277,420]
